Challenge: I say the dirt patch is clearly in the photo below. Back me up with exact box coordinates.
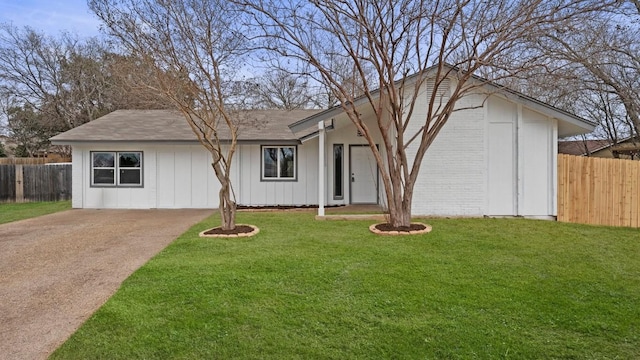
[0,208,212,360]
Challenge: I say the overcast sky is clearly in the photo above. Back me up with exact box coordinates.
[0,0,101,37]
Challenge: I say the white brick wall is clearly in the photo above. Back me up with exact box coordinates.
[406,90,487,216]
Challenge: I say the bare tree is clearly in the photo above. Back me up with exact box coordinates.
[243,0,614,228]
[90,0,255,230]
[0,25,128,155]
[248,68,313,109]
[104,53,174,110]
[511,4,640,158]
[533,9,640,137]
[0,25,107,130]
[500,62,635,156]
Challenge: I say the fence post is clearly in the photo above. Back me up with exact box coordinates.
[15,164,24,202]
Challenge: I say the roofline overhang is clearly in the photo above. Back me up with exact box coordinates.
[482,82,596,131]
[51,139,301,146]
[288,97,375,134]
[298,123,335,143]
[289,63,595,134]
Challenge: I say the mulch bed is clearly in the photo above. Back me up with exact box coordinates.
[202,225,256,235]
[374,223,427,232]
[237,204,343,211]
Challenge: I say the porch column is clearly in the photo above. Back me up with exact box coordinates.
[318,120,325,216]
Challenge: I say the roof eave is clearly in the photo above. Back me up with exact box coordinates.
[290,65,595,135]
[51,138,301,146]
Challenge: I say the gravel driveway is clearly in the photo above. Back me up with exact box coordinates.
[0,208,212,360]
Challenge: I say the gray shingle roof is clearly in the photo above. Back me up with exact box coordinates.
[50,109,323,144]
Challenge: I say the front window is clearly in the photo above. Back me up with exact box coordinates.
[262,146,296,180]
[91,151,143,187]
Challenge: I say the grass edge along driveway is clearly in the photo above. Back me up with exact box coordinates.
[52,212,640,359]
[0,200,71,224]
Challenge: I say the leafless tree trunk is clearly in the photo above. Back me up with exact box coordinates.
[90,0,255,230]
[243,0,614,228]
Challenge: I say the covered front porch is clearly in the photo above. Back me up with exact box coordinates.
[290,104,386,217]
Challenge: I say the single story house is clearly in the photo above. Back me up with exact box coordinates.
[51,72,595,218]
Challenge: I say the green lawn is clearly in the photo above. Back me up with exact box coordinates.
[0,200,71,224]
[52,212,640,359]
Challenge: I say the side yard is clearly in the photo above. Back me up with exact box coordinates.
[0,201,71,224]
[52,212,640,359]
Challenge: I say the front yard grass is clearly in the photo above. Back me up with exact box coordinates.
[52,212,640,359]
[0,200,71,225]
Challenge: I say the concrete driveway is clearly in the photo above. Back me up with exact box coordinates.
[0,208,212,360]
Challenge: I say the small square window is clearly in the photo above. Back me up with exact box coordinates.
[262,146,296,180]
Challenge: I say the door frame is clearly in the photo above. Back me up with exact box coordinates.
[348,144,379,204]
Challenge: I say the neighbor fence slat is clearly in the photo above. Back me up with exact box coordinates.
[558,154,640,228]
[0,165,16,202]
[630,161,636,226]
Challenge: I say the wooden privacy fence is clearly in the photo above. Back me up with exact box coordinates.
[558,154,640,227]
[0,164,72,203]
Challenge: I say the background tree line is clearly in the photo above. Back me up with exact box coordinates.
[0,23,333,158]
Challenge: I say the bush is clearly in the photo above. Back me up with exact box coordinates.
[0,142,6,157]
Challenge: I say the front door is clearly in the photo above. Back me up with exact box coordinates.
[350,145,378,204]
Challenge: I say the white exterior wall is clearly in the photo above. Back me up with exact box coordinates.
[69,93,559,214]
[407,88,487,216]
[520,108,557,216]
[71,147,84,209]
[234,141,319,206]
[406,84,558,217]
[323,114,385,206]
[486,97,557,217]
[73,140,320,209]
[487,97,517,215]
[72,143,220,209]
[155,145,220,209]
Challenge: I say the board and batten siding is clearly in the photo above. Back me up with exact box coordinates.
[234,140,319,206]
[156,145,220,208]
[486,96,557,217]
[73,143,220,209]
[520,108,557,217]
[487,96,517,215]
[73,141,322,209]
[74,144,158,208]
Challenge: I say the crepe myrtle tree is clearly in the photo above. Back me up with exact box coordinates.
[242,0,616,228]
[90,0,256,230]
